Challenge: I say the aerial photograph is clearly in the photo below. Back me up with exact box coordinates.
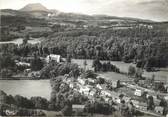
[0,0,168,116]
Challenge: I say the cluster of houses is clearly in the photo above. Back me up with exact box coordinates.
[124,81,168,115]
[13,54,63,79]
[62,74,168,116]
[138,78,168,93]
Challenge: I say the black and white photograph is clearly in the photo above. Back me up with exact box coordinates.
[0,0,168,116]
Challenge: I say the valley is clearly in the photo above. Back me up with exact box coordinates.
[0,2,168,117]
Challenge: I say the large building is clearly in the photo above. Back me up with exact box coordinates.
[46,54,61,63]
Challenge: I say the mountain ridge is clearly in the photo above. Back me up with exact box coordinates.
[1,3,164,23]
[20,3,48,11]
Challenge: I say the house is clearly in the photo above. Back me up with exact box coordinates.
[154,106,164,115]
[123,96,131,103]
[87,78,96,84]
[138,80,146,86]
[164,96,168,100]
[138,102,147,111]
[104,97,111,103]
[101,90,112,97]
[89,89,97,96]
[111,80,120,88]
[131,100,140,108]
[96,84,103,90]
[166,113,168,117]
[28,71,40,78]
[5,109,18,116]
[46,54,61,63]
[69,82,74,88]
[154,98,161,106]
[114,98,121,104]
[79,86,90,95]
[16,62,30,67]
[134,89,144,97]
[24,69,31,73]
[72,104,85,113]
[77,78,86,85]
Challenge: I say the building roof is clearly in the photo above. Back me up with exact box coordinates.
[155,106,164,112]
[72,104,85,109]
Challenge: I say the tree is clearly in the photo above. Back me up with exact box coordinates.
[66,54,71,63]
[14,95,34,109]
[0,69,13,78]
[83,60,87,72]
[128,66,136,76]
[147,96,155,110]
[31,54,44,71]
[135,68,143,78]
[31,97,49,109]
[6,95,16,106]
[23,34,29,45]
[92,58,102,72]
[82,70,97,79]
[160,98,167,107]
[61,100,72,116]
[0,53,15,69]
[96,77,105,84]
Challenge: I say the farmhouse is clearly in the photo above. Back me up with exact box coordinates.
[72,104,85,113]
[101,90,112,97]
[77,78,86,85]
[79,86,90,95]
[111,80,120,88]
[89,89,97,96]
[46,54,61,63]
[154,106,164,115]
[16,62,30,67]
[134,89,144,97]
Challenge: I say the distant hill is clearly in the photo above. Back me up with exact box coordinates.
[20,3,48,11]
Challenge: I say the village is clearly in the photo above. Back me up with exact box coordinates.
[7,53,168,116]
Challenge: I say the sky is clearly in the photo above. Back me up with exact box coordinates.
[0,0,168,21]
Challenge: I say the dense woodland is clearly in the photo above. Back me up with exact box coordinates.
[42,25,168,68]
[1,10,168,70]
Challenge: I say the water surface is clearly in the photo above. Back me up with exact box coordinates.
[0,80,51,100]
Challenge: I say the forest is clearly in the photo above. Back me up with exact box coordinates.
[41,25,168,68]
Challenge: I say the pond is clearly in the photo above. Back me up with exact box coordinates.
[0,80,51,100]
[0,38,44,45]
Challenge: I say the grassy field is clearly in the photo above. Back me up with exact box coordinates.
[72,59,168,81]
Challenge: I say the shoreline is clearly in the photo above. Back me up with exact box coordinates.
[0,77,48,80]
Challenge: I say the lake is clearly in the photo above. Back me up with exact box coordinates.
[0,38,44,45]
[0,80,51,100]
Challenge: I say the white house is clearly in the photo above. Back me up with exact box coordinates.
[123,96,131,103]
[46,54,61,63]
[164,96,168,100]
[79,86,90,95]
[155,106,164,115]
[5,109,17,116]
[134,89,143,96]
[72,104,85,113]
[69,82,74,88]
[111,80,120,88]
[89,89,97,96]
[96,84,103,90]
[16,62,30,67]
[131,100,140,108]
[87,78,96,84]
[101,90,112,97]
[77,78,86,85]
